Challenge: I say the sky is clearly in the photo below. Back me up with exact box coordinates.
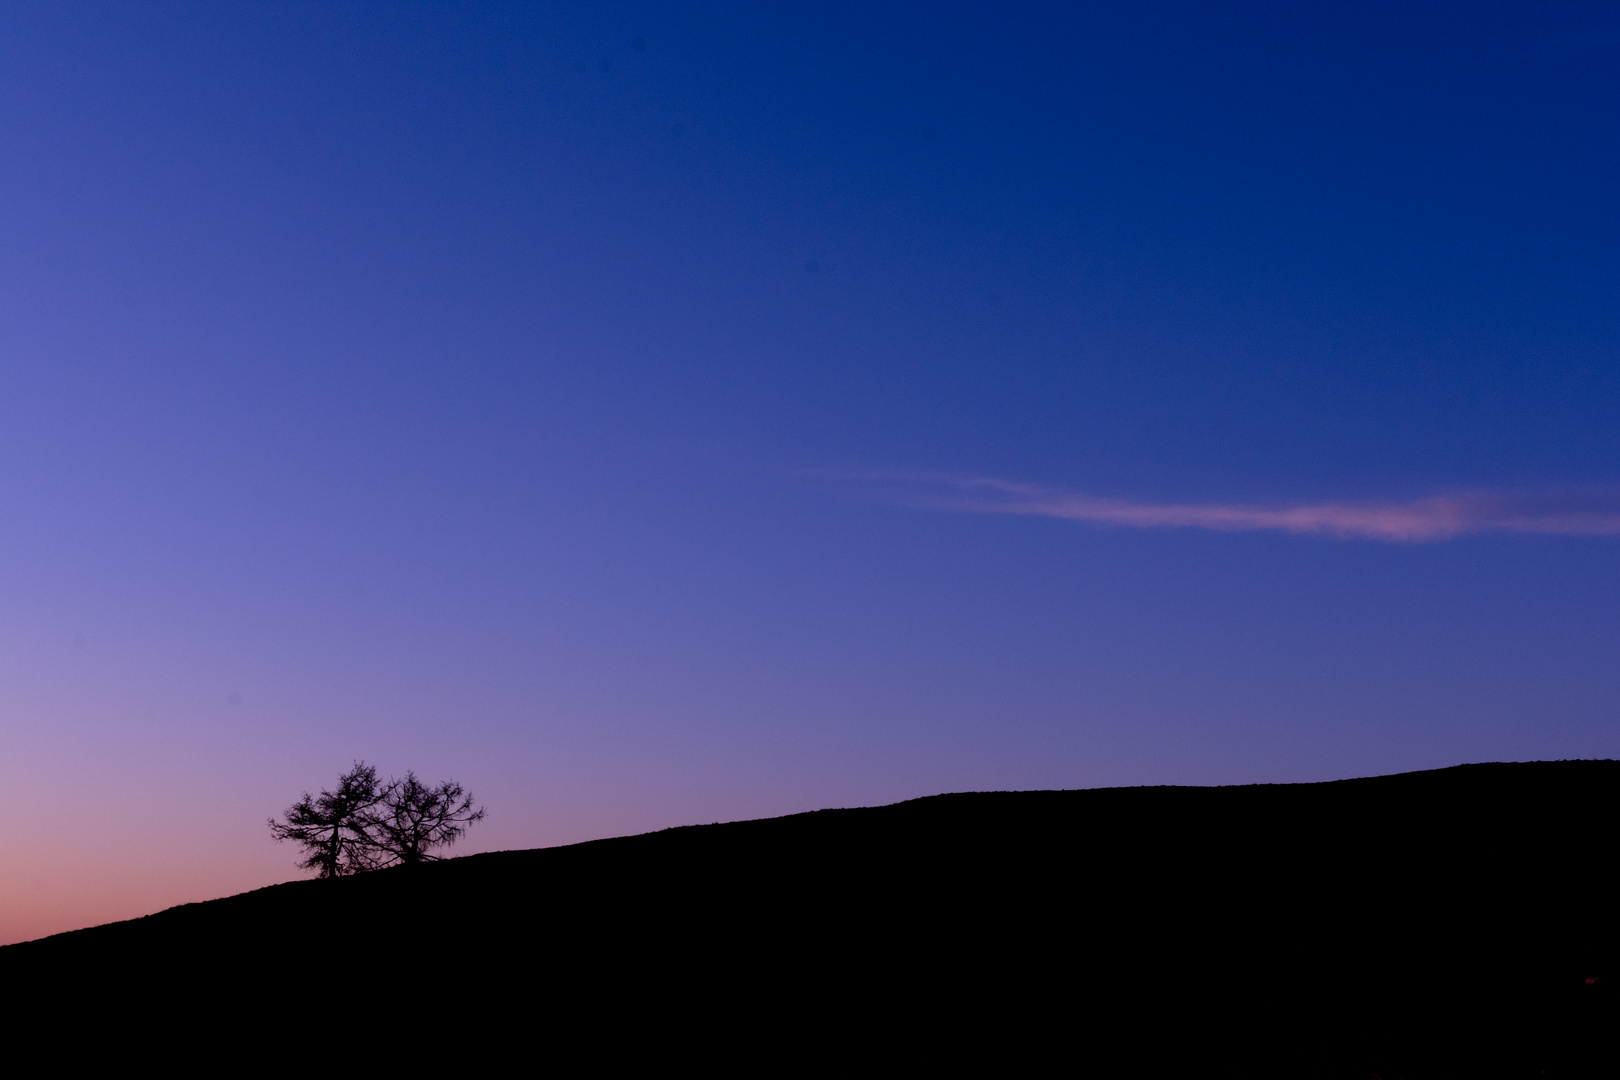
[3,1,1619,942]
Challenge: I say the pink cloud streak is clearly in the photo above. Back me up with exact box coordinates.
[863,473,1620,542]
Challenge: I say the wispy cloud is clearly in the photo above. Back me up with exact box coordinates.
[849,471,1620,542]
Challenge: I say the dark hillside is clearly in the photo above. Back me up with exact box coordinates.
[5,761,1616,1075]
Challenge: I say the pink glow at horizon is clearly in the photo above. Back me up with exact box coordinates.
[873,474,1620,542]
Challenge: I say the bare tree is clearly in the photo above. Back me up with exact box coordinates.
[267,762,390,878]
[364,771,486,867]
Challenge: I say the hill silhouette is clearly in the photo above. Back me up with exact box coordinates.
[4,761,1615,1075]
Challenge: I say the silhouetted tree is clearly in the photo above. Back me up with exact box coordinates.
[267,762,390,878]
[365,771,486,867]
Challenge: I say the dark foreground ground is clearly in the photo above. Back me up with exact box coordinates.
[4,761,1615,1075]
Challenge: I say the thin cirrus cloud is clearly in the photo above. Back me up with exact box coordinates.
[851,472,1620,543]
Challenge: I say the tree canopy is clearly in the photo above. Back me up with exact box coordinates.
[267,762,389,878]
[269,763,485,876]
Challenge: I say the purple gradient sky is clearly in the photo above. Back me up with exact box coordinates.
[4,2,1620,942]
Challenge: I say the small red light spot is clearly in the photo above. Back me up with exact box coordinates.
[1585,977,1597,985]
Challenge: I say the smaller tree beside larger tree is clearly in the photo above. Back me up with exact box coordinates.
[365,771,486,868]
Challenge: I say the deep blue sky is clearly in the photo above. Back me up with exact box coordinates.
[3,2,1619,939]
